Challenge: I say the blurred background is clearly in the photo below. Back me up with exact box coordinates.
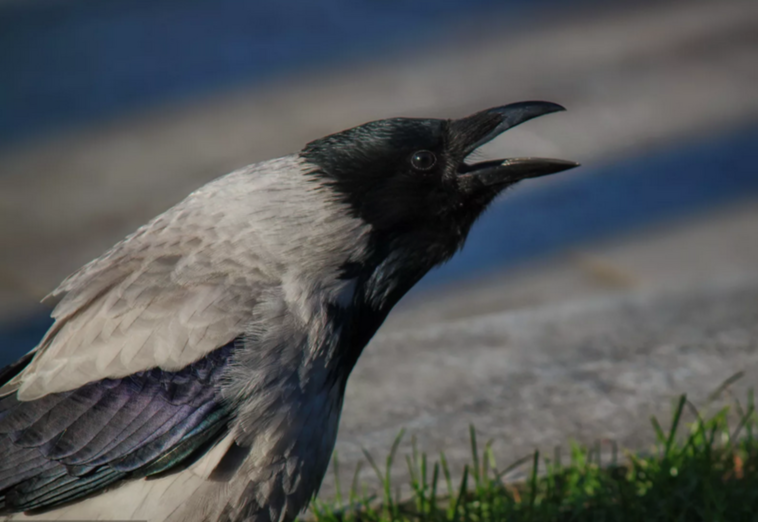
[1,0,757,492]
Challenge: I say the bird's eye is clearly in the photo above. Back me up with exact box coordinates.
[411,150,437,171]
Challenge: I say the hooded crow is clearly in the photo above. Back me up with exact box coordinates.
[0,101,577,522]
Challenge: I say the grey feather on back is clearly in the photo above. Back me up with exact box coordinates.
[3,155,371,401]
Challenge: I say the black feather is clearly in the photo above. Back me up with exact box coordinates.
[0,341,236,515]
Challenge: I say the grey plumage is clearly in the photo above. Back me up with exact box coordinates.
[0,102,577,521]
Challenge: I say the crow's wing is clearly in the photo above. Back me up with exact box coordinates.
[0,342,235,516]
[1,170,276,401]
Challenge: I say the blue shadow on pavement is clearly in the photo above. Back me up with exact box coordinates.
[0,0,559,148]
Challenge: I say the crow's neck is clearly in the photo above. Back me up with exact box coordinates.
[328,230,459,381]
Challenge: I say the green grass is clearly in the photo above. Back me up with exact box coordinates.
[310,391,758,522]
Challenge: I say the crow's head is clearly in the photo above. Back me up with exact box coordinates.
[300,101,578,314]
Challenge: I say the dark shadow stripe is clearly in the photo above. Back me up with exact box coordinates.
[0,0,567,148]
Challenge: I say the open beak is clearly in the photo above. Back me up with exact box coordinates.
[455,101,579,188]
